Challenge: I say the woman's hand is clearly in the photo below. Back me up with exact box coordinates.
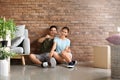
[65,47,71,53]
[61,47,71,56]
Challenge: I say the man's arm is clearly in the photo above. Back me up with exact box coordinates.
[38,35,50,43]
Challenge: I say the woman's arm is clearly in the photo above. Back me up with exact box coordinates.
[63,47,71,53]
[65,47,71,53]
[49,42,57,58]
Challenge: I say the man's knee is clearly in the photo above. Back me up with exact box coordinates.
[29,54,35,59]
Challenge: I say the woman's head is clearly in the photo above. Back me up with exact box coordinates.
[61,27,70,37]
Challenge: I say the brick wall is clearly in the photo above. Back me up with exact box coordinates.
[0,0,120,62]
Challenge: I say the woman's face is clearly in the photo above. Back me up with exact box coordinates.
[60,29,68,37]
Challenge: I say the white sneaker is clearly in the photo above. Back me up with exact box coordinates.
[42,62,48,68]
[50,58,56,68]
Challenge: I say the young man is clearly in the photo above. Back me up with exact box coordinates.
[29,26,58,68]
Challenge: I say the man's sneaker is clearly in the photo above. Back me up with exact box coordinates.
[49,58,56,68]
[41,62,48,68]
[67,60,77,68]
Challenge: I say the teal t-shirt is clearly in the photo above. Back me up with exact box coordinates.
[54,37,70,54]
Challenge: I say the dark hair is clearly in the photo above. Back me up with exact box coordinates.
[62,27,69,33]
[49,25,57,30]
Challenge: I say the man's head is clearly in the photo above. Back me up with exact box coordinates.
[49,25,57,36]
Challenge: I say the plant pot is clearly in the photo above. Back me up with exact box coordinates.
[0,58,9,76]
[0,40,8,47]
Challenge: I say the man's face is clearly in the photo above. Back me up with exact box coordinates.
[49,28,57,36]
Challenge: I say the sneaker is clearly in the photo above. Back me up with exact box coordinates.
[67,60,77,68]
[72,60,77,65]
[41,62,48,68]
[49,58,56,68]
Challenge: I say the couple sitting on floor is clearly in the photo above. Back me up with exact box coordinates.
[29,25,77,68]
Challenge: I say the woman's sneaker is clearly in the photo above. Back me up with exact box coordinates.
[67,60,77,68]
[49,58,56,68]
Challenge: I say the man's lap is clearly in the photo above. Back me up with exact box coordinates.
[35,52,49,62]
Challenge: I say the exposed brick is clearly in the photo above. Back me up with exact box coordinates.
[0,0,120,63]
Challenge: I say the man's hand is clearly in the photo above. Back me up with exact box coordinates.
[45,35,50,39]
[38,34,51,43]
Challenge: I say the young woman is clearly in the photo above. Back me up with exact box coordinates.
[49,27,76,68]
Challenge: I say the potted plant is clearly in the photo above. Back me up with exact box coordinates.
[0,47,16,60]
[0,47,16,76]
[0,17,16,47]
